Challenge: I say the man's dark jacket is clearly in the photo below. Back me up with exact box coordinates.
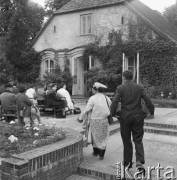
[0,90,16,111]
[110,81,154,120]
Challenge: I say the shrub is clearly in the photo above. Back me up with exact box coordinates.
[43,59,73,94]
[152,99,177,108]
[86,67,122,92]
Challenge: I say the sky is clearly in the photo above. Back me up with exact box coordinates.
[32,0,176,13]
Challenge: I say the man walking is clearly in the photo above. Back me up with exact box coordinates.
[110,70,154,171]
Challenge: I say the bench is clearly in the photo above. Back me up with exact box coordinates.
[0,106,17,121]
[36,98,67,118]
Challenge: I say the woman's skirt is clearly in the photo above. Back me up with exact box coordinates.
[90,118,109,150]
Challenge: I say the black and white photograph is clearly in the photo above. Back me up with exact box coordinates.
[0,0,177,179]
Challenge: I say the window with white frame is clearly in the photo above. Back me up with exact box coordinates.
[126,56,136,79]
[44,59,55,73]
[80,14,92,35]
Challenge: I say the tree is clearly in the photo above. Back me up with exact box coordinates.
[163,2,177,27]
[0,0,45,83]
[45,0,71,16]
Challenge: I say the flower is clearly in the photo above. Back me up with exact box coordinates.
[10,121,15,124]
[8,135,18,143]
[34,133,39,136]
[33,127,39,131]
[53,122,56,128]
[33,140,38,145]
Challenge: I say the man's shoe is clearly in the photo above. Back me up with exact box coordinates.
[123,162,133,169]
[136,162,145,176]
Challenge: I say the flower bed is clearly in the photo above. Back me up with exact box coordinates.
[0,125,83,180]
[0,121,65,158]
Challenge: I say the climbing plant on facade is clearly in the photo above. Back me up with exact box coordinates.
[83,18,177,93]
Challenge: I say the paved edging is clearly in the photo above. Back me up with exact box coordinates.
[66,174,99,180]
[144,121,177,129]
[77,161,133,180]
[144,126,177,136]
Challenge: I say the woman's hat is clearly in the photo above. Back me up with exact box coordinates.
[93,82,107,89]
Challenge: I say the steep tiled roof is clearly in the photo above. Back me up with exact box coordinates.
[31,0,177,48]
[126,0,177,42]
[55,0,124,14]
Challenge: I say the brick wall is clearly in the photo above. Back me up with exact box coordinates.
[0,128,83,180]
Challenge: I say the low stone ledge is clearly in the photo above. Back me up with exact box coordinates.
[0,128,83,180]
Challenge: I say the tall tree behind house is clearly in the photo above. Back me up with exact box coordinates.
[45,0,71,16]
[163,1,177,27]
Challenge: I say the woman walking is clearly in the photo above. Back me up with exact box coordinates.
[82,82,111,160]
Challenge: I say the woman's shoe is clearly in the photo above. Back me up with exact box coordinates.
[92,147,99,156]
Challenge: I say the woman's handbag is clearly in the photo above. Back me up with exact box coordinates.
[105,96,114,125]
[74,107,81,114]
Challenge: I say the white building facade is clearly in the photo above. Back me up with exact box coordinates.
[32,0,177,95]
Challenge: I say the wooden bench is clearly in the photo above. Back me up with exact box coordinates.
[36,98,67,118]
[0,106,17,121]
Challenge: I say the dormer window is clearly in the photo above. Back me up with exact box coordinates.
[80,14,92,35]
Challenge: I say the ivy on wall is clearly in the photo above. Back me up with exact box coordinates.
[83,29,177,92]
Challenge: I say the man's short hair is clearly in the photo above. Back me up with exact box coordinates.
[123,70,133,80]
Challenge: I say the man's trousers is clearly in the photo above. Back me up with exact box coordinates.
[120,114,145,166]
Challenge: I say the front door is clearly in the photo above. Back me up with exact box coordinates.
[72,57,84,95]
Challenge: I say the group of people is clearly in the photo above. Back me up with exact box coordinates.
[0,71,154,173]
[43,82,74,113]
[0,83,41,126]
[81,70,154,173]
[0,81,74,126]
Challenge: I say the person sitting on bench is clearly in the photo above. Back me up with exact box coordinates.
[0,83,16,122]
[45,83,66,108]
[36,84,46,105]
[15,85,33,126]
[26,85,41,125]
[57,82,74,114]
